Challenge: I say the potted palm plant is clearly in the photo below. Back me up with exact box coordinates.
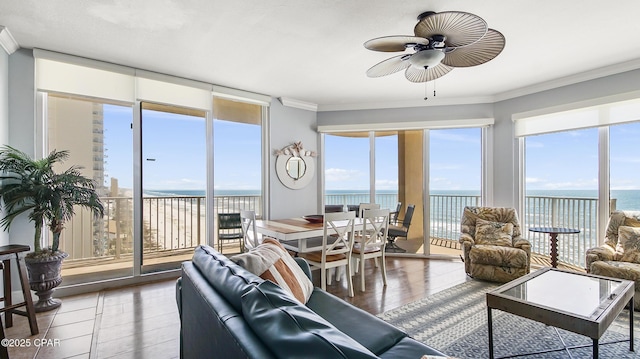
[0,146,104,312]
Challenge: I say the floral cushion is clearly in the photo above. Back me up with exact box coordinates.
[617,226,640,263]
[474,218,513,247]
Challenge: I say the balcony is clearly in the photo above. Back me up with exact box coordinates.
[60,193,604,285]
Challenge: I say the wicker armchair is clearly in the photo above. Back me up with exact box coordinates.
[586,210,640,310]
[459,206,531,283]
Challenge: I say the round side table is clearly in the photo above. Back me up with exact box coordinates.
[528,227,580,268]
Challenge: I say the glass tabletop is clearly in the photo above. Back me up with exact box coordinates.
[497,269,623,318]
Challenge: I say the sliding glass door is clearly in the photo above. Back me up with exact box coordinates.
[323,127,486,257]
[429,128,481,257]
[47,94,135,285]
[141,103,207,274]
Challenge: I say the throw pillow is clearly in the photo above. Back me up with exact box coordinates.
[617,226,640,263]
[474,218,513,247]
[242,280,378,359]
[231,238,314,303]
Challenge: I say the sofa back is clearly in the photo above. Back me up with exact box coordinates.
[178,245,383,359]
[605,210,640,247]
[180,260,276,359]
[461,206,522,239]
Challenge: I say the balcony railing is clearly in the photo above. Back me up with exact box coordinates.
[325,193,399,212]
[62,194,261,263]
[61,192,605,269]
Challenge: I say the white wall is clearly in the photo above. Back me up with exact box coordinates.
[7,48,35,248]
[268,100,318,219]
[318,103,493,127]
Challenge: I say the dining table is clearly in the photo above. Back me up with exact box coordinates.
[255,217,362,253]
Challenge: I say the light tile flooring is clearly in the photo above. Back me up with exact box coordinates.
[4,280,180,359]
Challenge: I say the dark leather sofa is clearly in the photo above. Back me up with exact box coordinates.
[176,245,446,358]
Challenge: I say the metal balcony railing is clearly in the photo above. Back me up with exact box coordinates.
[60,193,605,269]
[61,194,261,262]
[325,193,399,211]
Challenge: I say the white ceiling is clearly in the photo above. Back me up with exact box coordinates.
[2,0,640,111]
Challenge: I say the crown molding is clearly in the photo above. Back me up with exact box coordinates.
[278,97,318,112]
[317,95,494,112]
[0,26,19,55]
[493,58,640,102]
[318,59,640,112]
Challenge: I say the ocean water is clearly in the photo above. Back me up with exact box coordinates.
[145,189,640,210]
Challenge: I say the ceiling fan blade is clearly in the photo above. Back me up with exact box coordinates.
[364,36,429,52]
[404,63,453,83]
[442,29,505,67]
[366,54,411,77]
[414,11,487,48]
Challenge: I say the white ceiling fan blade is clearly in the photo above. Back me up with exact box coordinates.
[366,55,411,77]
[414,11,487,48]
[364,36,429,52]
[443,29,506,67]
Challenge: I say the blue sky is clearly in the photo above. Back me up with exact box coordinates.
[103,105,640,193]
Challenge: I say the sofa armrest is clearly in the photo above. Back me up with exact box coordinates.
[294,257,312,281]
[459,233,475,246]
[512,236,531,251]
[175,277,182,316]
[585,244,616,272]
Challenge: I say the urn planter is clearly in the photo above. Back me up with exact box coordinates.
[25,251,68,312]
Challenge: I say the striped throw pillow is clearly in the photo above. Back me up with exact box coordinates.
[231,238,314,304]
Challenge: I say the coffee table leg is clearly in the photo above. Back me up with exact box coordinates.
[488,307,494,359]
[631,298,635,352]
[593,338,598,358]
[549,233,558,268]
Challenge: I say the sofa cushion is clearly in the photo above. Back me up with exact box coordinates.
[475,218,513,247]
[241,280,378,359]
[306,288,406,355]
[231,238,313,303]
[469,245,527,268]
[191,245,264,312]
[616,226,640,263]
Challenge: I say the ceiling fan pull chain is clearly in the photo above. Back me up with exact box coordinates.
[424,82,428,101]
[434,80,437,97]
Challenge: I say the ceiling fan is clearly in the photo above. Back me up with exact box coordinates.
[364,11,505,83]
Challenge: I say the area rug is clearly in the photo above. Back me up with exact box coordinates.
[378,280,640,358]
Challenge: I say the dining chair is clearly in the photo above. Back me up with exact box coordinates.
[240,210,260,251]
[389,202,402,224]
[327,204,378,283]
[299,211,356,297]
[324,204,345,213]
[357,203,380,218]
[351,208,389,292]
[386,204,415,253]
[217,213,244,253]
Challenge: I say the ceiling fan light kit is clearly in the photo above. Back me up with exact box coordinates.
[364,10,505,85]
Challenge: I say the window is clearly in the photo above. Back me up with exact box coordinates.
[429,128,481,256]
[141,103,207,273]
[47,94,134,284]
[213,97,264,254]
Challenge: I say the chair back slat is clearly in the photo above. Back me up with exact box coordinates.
[323,211,355,257]
[240,210,258,250]
[361,208,389,248]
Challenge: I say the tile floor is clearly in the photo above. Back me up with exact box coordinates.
[4,279,180,359]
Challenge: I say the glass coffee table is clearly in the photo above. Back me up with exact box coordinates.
[486,267,635,358]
